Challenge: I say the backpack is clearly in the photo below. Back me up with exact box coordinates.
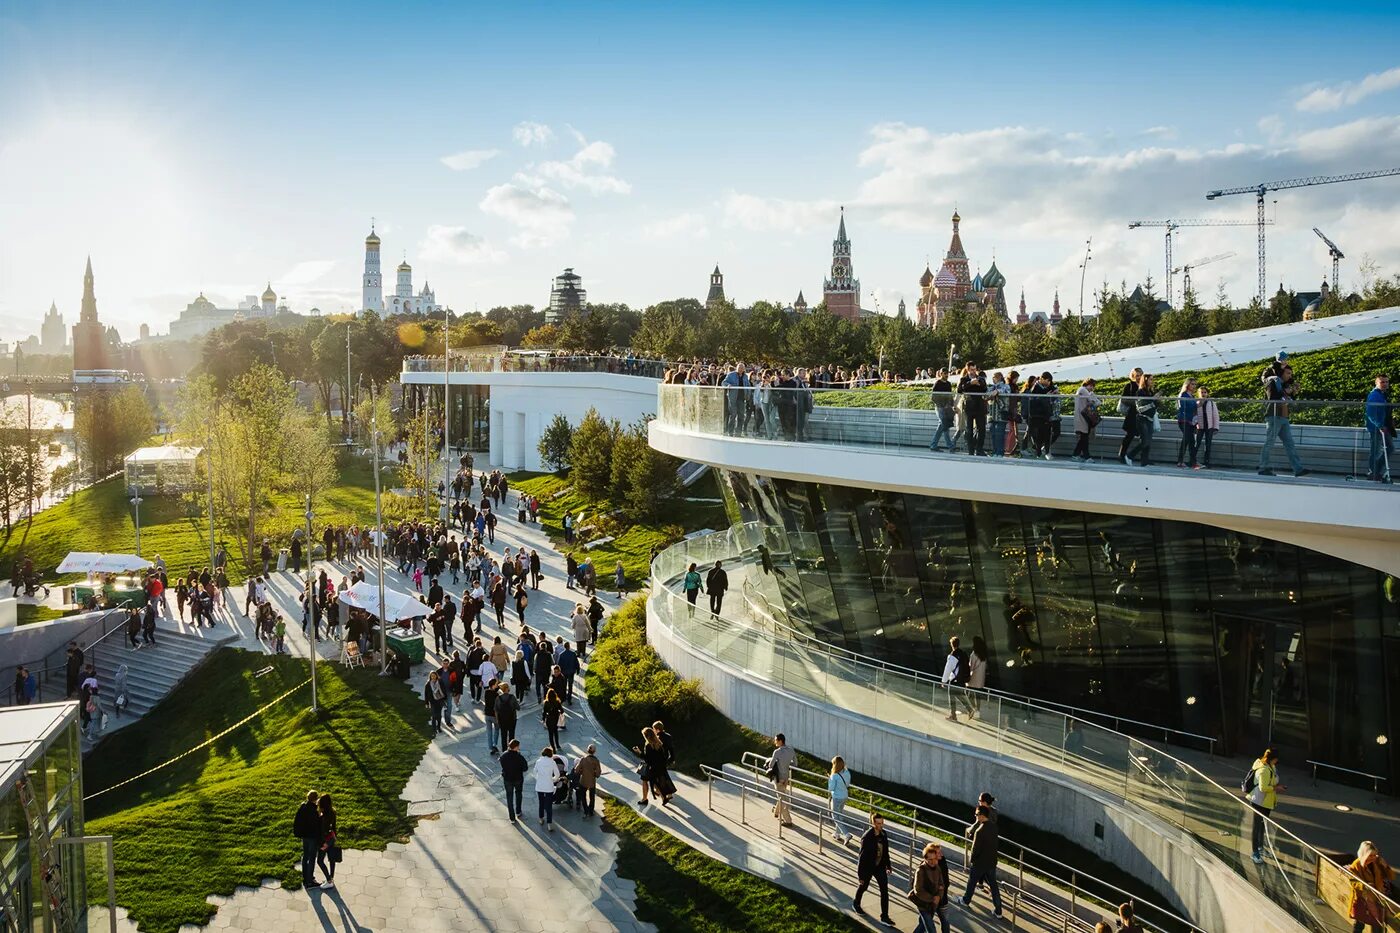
[1240,765,1257,796]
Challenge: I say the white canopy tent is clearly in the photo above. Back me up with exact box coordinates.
[339,580,429,622]
[124,445,203,494]
[56,552,152,575]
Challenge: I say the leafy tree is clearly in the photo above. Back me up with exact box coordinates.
[632,306,696,359]
[609,423,648,505]
[621,420,681,522]
[353,390,395,449]
[740,303,789,362]
[1154,286,1207,343]
[74,385,154,478]
[695,302,742,359]
[1046,313,1088,360]
[569,408,618,499]
[996,321,1049,368]
[284,409,338,511]
[521,324,561,348]
[537,414,573,472]
[399,407,435,510]
[1206,285,1236,336]
[485,305,545,345]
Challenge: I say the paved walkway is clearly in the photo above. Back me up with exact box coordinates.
[87,461,1025,933]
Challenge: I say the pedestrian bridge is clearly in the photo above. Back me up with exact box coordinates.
[649,384,1400,576]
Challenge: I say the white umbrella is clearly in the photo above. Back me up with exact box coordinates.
[56,552,105,574]
[340,580,428,621]
[90,554,153,574]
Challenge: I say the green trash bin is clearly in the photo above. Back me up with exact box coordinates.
[385,631,425,665]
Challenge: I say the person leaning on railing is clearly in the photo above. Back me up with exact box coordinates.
[1348,841,1394,933]
[1365,373,1394,484]
[1193,386,1220,470]
[1072,378,1100,460]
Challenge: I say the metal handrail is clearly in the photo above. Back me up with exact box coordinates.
[5,600,133,704]
[1306,759,1386,799]
[735,752,1202,931]
[652,529,1400,930]
[732,573,1217,752]
[700,760,1190,933]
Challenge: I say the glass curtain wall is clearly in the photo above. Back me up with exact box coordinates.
[720,469,1399,787]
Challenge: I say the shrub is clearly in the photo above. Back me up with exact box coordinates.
[587,597,706,730]
[537,414,573,471]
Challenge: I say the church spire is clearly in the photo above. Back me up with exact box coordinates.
[80,256,98,323]
[836,206,848,244]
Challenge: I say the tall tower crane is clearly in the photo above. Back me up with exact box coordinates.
[1205,167,1400,304]
[1127,219,1263,308]
[1312,228,1344,294]
[1171,251,1235,305]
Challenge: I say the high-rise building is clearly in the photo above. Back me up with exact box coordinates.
[40,302,67,355]
[823,208,861,320]
[363,226,384,313]
[706,265,727,310]
[72,257,106,373]
[546,268,587,324]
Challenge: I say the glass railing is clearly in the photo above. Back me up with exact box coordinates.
[649,528,1400,933]
[403,352,673,378]
[655,383,1398,484]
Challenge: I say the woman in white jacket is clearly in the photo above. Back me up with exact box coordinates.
[533,747,563,831]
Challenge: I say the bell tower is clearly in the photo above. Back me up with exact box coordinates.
[823,207,861,320]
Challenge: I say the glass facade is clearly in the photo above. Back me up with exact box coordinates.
[721,470,1400,787]
[411,384,491,453]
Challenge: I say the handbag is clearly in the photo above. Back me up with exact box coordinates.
[1083,407,1102,428]
[330,845,343,864]
[636,763,651,781]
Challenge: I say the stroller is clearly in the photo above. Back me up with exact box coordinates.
[552,754,575,809]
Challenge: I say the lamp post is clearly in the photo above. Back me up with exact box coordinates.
[442,305,451,522]
[345,321,353,444]
[130,484,143,556]
[371,384,388,674]
[1078,238,1093,319]
[206,424,215,571]
[305,495,318,712]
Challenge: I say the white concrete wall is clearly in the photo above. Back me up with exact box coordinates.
[647,601,1304,933]
[402,370,659,472]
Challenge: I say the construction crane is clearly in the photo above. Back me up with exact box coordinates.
[1171,251,1236,304]
[1127,219,1264,307]
[1206,167,1400,303]
[1313,227,1344,294]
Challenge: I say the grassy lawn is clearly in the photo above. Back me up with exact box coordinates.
[0,456,386,586]
[603,795,862,933]
[590,598,1185,927]
[16,603,66,625]
[84,648,431,933]
[512,471,726,587]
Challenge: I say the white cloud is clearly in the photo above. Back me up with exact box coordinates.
[643,212,709,239]
[278,259,336,286]
[419,225,507,265]
[531,137,631,195]
[721,192,840,233]
[439,149,500,171]
[479,180,574,248]
[512,121,554,146]
[1142,126,1177,141]
[1296,66,1400,112]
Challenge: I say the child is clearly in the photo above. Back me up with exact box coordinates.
[273,615,287,654]
[413,565,425,592]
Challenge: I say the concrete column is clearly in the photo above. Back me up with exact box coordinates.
[524,411,544,472]
[489,407,503,467]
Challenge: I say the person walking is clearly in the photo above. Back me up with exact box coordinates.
[483,676,500,755]
[1194,386,1220,469]
[315,794,339,887]
[587,595,604,644]
[532,637,553,703]
[828,756,853,844]
[941,635,971,722]
[613,561,626,599]
[543,687,564,751]
[852,812,894,925]
[1247,747,1286,863]
[558,643,579,704]
[423,670,447,735]
[13,665,30,706]
[1128,374,1160,467]
[632,726,676,807]
[292,791,322,889]
[495,681,519,750]
[1259,361,1309,477]
[1347,841,1394,933]
[510,650,531,700]
[571,604,591,659]
[706,560,729,615]
[767,733,797,825]
[534,746,563,831]
[574,743,603,818]
[1072,378,1100,461]
[960,804,1004,917]
[1175,378,1200,467]
[928,369,955,451]
[500,738,528,824]
[683,562,702,614]
[1116,367,1144,464]
[1365,374,1394,483]
[1116,903,1145,932]
[529,548,542,589]
[911,842,951,933]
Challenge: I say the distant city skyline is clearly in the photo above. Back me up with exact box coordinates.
[2,1,1400,342]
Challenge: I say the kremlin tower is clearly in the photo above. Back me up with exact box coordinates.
[823,208,861,320]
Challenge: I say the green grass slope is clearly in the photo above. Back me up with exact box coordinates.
[84,649,430,933]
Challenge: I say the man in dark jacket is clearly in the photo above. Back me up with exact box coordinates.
[293,791,322,888]
[494,683,519,749]
[706,561,729,616]
[853,812,893,924]
[499,739,528,823]
[960,804,1003,917]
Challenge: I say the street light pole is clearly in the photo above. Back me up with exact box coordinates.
[345,322,353,443]
[442,305,451,522]
[1078,238,1093,319]
[206,424,215,571]
[130,484,143,556]
[371,384,388,674]
[305,495,318,712]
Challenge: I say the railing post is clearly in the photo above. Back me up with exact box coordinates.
[708,774,713,812]
[1070,870,1077,929]
[740,785,746,825]
[1013,845,1024,931]
[908,817,917,876]
[817,806,824,855]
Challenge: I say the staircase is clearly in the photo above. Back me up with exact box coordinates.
[89,627,234,728]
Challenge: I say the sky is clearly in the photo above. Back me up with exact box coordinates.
[2,0,1400,342]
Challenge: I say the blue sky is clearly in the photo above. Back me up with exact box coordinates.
[2,0,1400,340]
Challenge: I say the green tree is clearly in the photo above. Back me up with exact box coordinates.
[521,324,561,348]
[1206,285,1236,336]
[622,421,681,523]
[1046,313,1089,360]
[569,408,618,499]
[537,414,573,471]
[740,303,790,362]
[632,306,696,359]
[996,321,1049,368]
[74,385,155,478]
[399,407,435,510]
[609,423,648,505]
[1154,286,1207,343]
[284,409,338,511]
